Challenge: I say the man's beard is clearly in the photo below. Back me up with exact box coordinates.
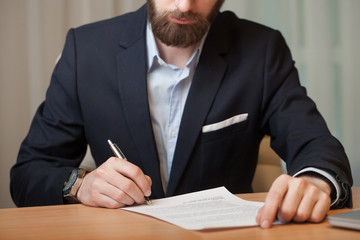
[147,0,224,48]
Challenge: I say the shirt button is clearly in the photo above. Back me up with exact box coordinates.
[171,131,178,137]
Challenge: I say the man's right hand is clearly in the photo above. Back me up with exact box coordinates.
[76,157,152,208]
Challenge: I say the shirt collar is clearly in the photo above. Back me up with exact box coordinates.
[146,20,208,71]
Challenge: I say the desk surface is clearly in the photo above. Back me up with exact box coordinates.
[1,187,359,240]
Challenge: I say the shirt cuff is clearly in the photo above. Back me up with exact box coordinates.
[292,167,340,207]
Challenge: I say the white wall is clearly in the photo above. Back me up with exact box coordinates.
[1,0,359,208]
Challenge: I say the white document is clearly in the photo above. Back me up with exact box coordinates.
[121,186,264,230]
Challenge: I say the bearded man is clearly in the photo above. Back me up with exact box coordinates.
[11,0,352,229]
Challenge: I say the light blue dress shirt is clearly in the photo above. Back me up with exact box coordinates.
[146,22,206,191]
[145,21,341,204]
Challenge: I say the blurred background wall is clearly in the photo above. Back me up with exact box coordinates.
[1,0,359,208]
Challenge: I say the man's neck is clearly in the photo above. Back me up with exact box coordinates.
[155,38,197,70]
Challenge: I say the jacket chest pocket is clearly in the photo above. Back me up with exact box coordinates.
[200,117,249,143]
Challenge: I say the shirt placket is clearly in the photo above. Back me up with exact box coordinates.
[166,67,190,178]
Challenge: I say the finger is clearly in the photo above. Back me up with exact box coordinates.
[99,165,146,204]
[113,158,152,197]
[116,175,147,204]
[144,175,152,196]
[99,182,135,206]
[291,185,318,222]
[289,181,330,223]
[90,192,128,209]
[293,174,331,222]
[308,191,331,222]
[276,177,306,222]
[259,174,290,228]
[145,175,152,186]
[256,206,264,224]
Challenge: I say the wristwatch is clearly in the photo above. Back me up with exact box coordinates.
[62,168,87,203]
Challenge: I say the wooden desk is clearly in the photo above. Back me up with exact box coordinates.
[1,188,359,240]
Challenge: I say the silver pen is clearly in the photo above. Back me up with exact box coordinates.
[107,139,152,205]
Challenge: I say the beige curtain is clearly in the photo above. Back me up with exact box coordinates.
[0,0,145,208]
[1,0,359,208]
[225,0,360,188]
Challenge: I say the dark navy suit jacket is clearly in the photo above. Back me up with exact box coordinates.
[11,4,353,207]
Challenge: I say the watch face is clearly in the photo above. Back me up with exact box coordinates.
[63,169,78,192]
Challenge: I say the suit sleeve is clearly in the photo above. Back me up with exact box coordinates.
[260,30,353,208]
[10,29,87,207]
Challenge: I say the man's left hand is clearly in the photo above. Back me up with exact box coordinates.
[256,174,331,228]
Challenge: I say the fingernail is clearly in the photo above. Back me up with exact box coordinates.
[261,220,271,229]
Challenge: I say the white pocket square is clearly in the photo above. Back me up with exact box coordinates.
[202,113,249,133]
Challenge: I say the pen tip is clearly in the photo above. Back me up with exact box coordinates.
[145,196,152,205]
[107,139,112,145]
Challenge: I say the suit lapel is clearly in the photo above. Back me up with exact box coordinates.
[115,6,230,197]
[115,5,164,198]
[166,23,229,196]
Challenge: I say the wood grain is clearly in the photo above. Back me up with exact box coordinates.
[0,188,359,240]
